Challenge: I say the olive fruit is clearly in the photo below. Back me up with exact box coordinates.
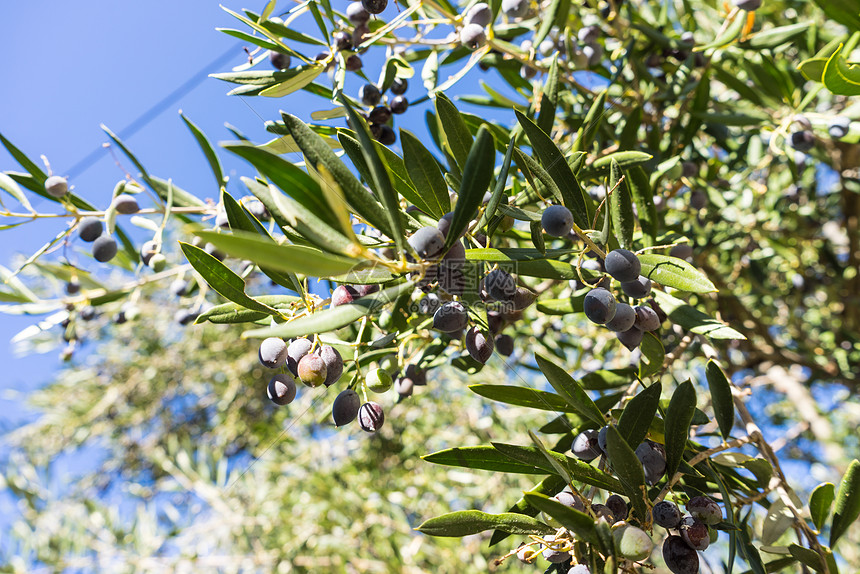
[175,308,199,325]
[390,95,409,114]
[554,490,585,512]
[402,363,427,386]
[688,190,707,210]
[140,240,159,266]
[78,217,103,242]
[652,500,682,529]
[790,130,814,152]
[829,116,851,139]
[366,368,393,393]
[460,23,487,50]
[604,249,641,282]
[390,77,408,94]
[606,495,628,522]
[484,268,517,302]
[244,198,269,221]
[368,105,391,124]
[501,0,528,18]
[267,373,297,405]
[268,50,291,70]
[112,194,140,214]
[569,566,591,574]
[663,535,700,574]
[355,284,379,296]
[297,353,327,387]
[361,0,387,14]
[634,305,661,331]
[418,293,441,315]
[583,43,603,67]
[359,83,381,106]
[92,235,118,263]
[148,253,167,272]
[319,345,344,386]
[686,496,722,525]
[578,25,600,43]
[592,504,614,522]
[377,125,396,145]
[395,376,414,397]
[540,535,571,563]
[463,2,492,26]
[605,302,636,332]
[169,278,189,297]
[583,288,617,324]
[733,0,761,10]
[433,301,468,333]
[670,244,693,260]
[613,523,654,561]
[346,1,370,23]
[259,337,288,368]
[617,326,644,350]
[494,333,514,356]
[635,440,667,485]
[597,425,609,453]
[408,226,446,259]
[286,338,313,376]
[541,204,574,237]
[65,280,80,295]
[571,429,602,461]
[345,54,363,71]
[465,327,494,364]
[680,516,710,551]
[333,30,352,51]
[332,389,361,426]
[331,284,360,307]
[45,175,68,197]
[358,401,385,432]
[621,276,652,299]
[516,545,536,563]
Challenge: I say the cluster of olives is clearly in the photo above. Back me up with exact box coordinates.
[654,496,723,573]
[572,427,668,485]
[350,77,409,146]
[788,114,854,153]
[259,335,385,432]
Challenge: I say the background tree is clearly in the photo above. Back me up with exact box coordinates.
[2,0,860,572]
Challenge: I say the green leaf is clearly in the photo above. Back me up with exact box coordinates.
[0,172,35,213]
[653,290,746,340]
[423,445,550,474]
[476,136,515,233]
[823,45,860,97]
[789,544,839,574]
[489,475,568,547]
[639,332,664,379]
[280,113,393,239]
[180,112,223,188]
[179,242,282,318]
[434,93,473,172]
[400,129,450,218]
[810,482,835,532]
[830,459,860,547]
[811,0,860,34]
[522,493,601,546]
[532,0,566,47]
[761,498,795,546]
[260,64,325,97]
[515,110,590,228]
[193,230,361,277]
[737,521,767,574]
[638,253,716,293]
[243,281,413,339]
[338,95,406,255]
[706,360,735,440]
[444,126,495,251]
[536,55,560,134]
[528,431,573,484]
[416,510,554,537]
[605,426,649,522]
[469,384,587,414]
[617,383,661,449]
[696,9,745,51]
[196,295,300,324]
[609,160,634,250]
[0,132,47,182]
[491,443,624,492]
[799,58,828,82]
[572,89,607,154]
[536,296,584,315]
[579,151,653,179]
[743,22,811,49]
[664,380,696,481]
[535,353,605,426]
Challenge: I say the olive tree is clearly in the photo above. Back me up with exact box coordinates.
[3,0,860,572]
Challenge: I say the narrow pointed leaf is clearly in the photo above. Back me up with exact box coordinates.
[444,126,495,251]
[515,109,589,227]
[523,493,601,546]
[639,332,664,378]
[536,55,560,134]
[617,383,661,449]
[572,89,607,153]
[830,459,860,547]
[809,482,835,532]
[196,295,300,324]
[609,159,634,249]
[180,112,223,188]
[528,431,571,484]
[416,510,554,537]
[400,129,449,218]
[338,94,406,255]
[469,384,587,414]
[476,136,515,232]
[535,353,605,426]
[639,253,716,293]
[423,445,550,474]
[706,360,735,440]
[243,281,413,339]
[491,443,624,492]
[605,426,649,521]
[664,380,697,481]
[653,290,746,340]
[180,242,282,318]
[434,93,473,172]
[489,476,567,547]
[628,166,657,242]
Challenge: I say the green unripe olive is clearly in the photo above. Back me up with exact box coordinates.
[366,368,393,393]
[612,522,654,561]
[297,353,327,387]
[149,253,167,272]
